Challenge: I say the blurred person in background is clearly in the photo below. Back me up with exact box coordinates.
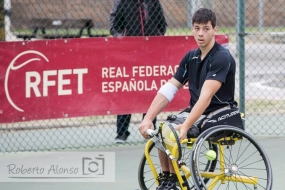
[109,0,167,143]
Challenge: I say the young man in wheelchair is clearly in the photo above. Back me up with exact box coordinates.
[138,8,242,190]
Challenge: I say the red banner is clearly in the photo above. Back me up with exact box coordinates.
[0,35,229,123]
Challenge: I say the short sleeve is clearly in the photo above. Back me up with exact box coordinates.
[173,52,192,85]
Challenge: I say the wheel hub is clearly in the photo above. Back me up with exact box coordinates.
[224,164,239,176]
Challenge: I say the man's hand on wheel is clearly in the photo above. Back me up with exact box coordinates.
[175,124,188,141]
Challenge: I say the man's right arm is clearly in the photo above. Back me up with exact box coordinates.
[139,78,183,138]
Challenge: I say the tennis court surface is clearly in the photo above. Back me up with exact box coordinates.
[0,136,283,190]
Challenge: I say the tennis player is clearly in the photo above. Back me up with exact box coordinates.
[139,8,238,190]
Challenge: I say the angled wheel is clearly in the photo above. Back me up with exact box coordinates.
[138,140,195,190]
[138,141,160,190]
[190,125,273,190]
[138,139,218,190]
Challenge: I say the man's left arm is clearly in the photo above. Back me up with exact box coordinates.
[178,80,222,140]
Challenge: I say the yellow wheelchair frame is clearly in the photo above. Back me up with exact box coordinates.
[140,124,272,190]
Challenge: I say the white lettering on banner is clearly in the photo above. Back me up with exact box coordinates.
[101,65,178,78]
[43,70,57,96]
[102,80,158,93]
[58,69,72,95]
[132,65,178,77]
[101,65,179,93]
[102,67,129,78]
[26,69,88,97]
[26,72,41,97]
[73,69,88,94]
[160,79,189,89]
[161,80,167,86]
[4,50,89,112]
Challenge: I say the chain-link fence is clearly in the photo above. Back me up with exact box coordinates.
[0,0,285,153]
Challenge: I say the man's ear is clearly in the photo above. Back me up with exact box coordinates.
[214,26,218,34]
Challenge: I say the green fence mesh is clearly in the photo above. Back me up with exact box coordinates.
[0,0,284,152]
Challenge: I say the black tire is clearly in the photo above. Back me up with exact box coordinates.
[138,142,158,190]
[138,140,218,190]
[190,125,273,190]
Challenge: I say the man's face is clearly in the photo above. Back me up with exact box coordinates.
[192,21,217,48]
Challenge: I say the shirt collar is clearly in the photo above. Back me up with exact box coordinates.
[194,41,218,59]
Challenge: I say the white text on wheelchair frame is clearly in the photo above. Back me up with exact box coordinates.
[207,110,240,123]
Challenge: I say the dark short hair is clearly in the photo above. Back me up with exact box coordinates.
[192,8,217,28]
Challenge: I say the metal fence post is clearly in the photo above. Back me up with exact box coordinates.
[187,0,196,28]
[237,0,245,118]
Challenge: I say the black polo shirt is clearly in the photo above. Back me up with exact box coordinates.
[174,42,237,114]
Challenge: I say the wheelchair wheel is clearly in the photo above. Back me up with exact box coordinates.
[190,125,273,190]
[138,140,218,190]
[138,141,161,190]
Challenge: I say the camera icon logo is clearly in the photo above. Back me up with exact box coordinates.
[82,154,105,175]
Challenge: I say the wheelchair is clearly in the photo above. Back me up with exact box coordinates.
[138,109,273,190]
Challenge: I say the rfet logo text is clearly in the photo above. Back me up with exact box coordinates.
[4,50,88,112]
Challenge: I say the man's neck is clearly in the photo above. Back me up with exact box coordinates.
[200,40,215,60]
